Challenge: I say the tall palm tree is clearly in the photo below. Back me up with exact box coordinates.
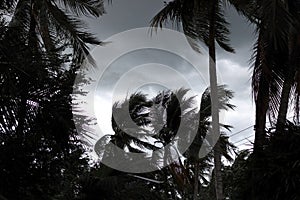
[151,1,299,198]
[151,1,240,198]
[243,0,300,153]
[151,86,235,199]
[227,1,300,199]
[275,2,300,134]
[185,85,235,199]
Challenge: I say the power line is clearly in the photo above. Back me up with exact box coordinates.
[236,138,254,146]
[227,116,296,149]
[229,125,254,138]
[233,135,254,145]
[228,116,294,138]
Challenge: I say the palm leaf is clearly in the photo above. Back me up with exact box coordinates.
[56,0,105,17]
[46,1,102,65]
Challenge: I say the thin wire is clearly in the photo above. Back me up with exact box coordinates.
[227,116,296,151]
[233,135,254,145]
[236,139,254,147]
[228,117,294,138]
[229,125,254,138]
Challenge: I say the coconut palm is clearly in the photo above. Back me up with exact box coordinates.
[94,93,159,170]
[95,86,235,199]
[5,0,104,63]
[151,1,239,198]
[152,86,235,199]
[187,85,235,199]
[0,4,102,197]
[224,1,300,198]
[274,2,300,134]
[109,93,158,152]
[242,0,300,153]
[0,0,105,145]
[0,27,90,200]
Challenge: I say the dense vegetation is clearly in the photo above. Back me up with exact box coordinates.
[1,0,300,200]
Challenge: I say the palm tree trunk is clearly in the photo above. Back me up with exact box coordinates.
[252,68,269,200]
[276,69,294,133]
[208,1,223,199]
[276,34,300,133]
[253,32,269,154]
[213,141,223,200]
[164,146,171,168]
[252,31,270,200]
[193,161,199,200]
[253,73,269,154]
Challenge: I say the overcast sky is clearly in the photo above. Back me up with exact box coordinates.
[83,0,257,150]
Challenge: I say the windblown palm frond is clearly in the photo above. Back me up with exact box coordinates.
[6,0,104,65]
[95,93,158,161]
[186,85,235,161]
[45,1,102,63]
[150,0,182,30]
[151,0,234,53]
[219,133,236,162]
[227,0,259,23]
[57,0,105,17]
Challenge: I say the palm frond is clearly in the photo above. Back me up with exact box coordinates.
[227,0,259,23]
[251,29,287,121]
[258,0,294,50]
[151,0,234,53]
[37,2,56,52]
[7,0,31,38]
[56,0,105,17]
[199,85,235,121]
[219,133,236,162]
[46,1,101,65]
[150,0,182,31]
[214,1,235,53]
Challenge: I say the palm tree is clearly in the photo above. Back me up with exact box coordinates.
[153,86,235,199]
[94,91,190,198]
[110,93,157,152]
[6,0,104,63]
[185,85,235,199]
[1,0,105,144]
[0,4,102,197]
[0,29,90,200]
[150,1,241,198]
[95,86,235,199]
[274,2,300,134]
[150,0,299,162]
[227,1,300,198]
[246,0,295,153]
[95,93,159,176]
[236,0,300,154]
